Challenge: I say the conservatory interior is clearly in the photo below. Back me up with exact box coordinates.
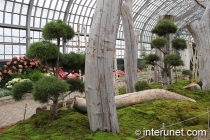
[0,0,210,140]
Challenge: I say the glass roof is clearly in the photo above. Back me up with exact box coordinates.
[0,0,207,59]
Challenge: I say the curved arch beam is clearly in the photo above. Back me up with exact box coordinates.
[133,0,152,22]
[26,0,34,50]
[63,0,73,54]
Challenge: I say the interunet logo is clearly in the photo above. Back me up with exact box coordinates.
[135,128,207,137]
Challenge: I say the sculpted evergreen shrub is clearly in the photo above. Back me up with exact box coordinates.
[134,81,149,91]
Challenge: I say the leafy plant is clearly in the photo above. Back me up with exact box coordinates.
[12,80,33,101]
[0,88,11,98]
[5,78,31,89]
[61,52,85,74]
[134,81,149,91]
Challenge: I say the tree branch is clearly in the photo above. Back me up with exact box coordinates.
[154,62,164,70]
[194,0,206,9]
[58,91,73,101]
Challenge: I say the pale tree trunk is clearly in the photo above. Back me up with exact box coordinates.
[71,89,196,113]
[85,0,122,133]
[186,2,210,90]
[121,0,138,93]
[181,41,192,70]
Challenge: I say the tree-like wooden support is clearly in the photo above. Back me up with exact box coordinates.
[71,89,196,113]
[186,2,210,90]
[121,0,138,93]
[85,0,122,133]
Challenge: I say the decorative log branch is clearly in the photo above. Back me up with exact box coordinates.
[71,89,196,113]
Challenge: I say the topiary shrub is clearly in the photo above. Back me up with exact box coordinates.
[151,37,168,49]
[144,54,160,65]
[134,81,149,91]
[12,80,33,101]
[151,19,177,36]
[33,76,69,117]
[164,54,184,67]
[172,38,187,50]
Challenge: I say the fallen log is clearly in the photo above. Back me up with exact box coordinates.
[71,89,196,113]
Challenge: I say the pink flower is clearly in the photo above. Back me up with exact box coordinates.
[7,70,12,75]
[19,69,22,73]
[19,60,23,63]
[3,70,7,73]
[30,62,35,66]
[12,66,16,69]
[24,61,27,65]
[6,61,11,65]
[3,65,7,68]
[25,66,28,68]
[43,68,46,71]
[13,61,17,64]
[13,56,17,59]
[18,65,23,69]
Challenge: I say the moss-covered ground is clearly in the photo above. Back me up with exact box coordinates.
[0,79,210,140]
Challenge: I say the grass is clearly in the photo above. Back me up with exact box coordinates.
[0,79,210,140]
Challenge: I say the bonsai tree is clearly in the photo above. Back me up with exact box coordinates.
[42,20,75,77]
[146,19,187,89]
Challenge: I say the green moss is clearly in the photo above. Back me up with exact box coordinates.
[1,79,210,140]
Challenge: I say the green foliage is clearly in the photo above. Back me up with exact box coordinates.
[12,81,33,101]
[151,19,178,36]
[65,78,84,93]
[42,20,75,42]
[172,38,187,50]
[164,54,184,67]
[33,76,69,104]
[0,88,11,98]
[118,87,126,95]
[61,52,85,73]
[151,37,167,49]
[144,54,160,65]
[182,70,192,79]
[134,80,149,91]
[27,41,59,62]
